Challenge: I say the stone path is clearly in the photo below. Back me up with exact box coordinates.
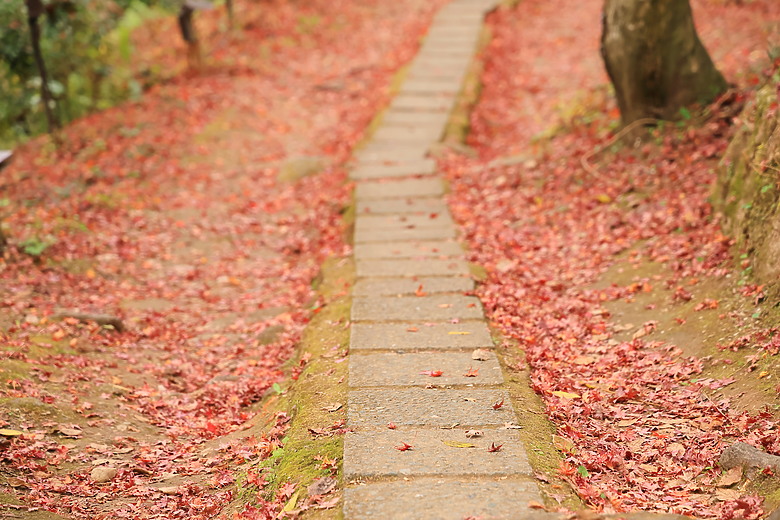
[343,2,554,518]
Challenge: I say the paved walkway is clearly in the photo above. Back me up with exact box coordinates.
[343,2,553,518]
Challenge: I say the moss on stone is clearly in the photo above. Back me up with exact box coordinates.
[234,255,354,519]
[714,84,780,297]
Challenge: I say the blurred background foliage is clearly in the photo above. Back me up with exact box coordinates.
[0,0,181,147]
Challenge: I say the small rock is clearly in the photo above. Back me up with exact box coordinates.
[471,349,491,361]
[91,466,118,483]
[307,477,337,496]
[324,402,343,412]
[278,156,327,183]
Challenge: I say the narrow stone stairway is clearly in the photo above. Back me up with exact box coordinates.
[342,2,553,518]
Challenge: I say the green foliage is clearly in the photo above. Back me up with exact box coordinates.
[0,0,174,146]
[19,235,55,257]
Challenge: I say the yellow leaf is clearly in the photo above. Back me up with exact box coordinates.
[552,391,580,400]
[0,429,23,437]
[595,193,612,204]
[448,331,471,335]
[279,489,301,515]
[442,440,476,448]
[572,355,596,365]
[552,435,576,453]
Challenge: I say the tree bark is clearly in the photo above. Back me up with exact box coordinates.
[601,0,727,125]
[25,0,60,133]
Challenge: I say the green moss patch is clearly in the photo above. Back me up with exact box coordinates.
[233,255,354,518]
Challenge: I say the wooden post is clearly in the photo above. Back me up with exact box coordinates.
[178,0,214,71]
[0,151,13,255]
[25,0,60,133]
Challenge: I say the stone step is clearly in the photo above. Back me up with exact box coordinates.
[349,321,493,351]
[348,387,515,428]
[356,212,455,230]
[343,478,548,520]
[357,197,449,215]
[351,293,482,321]
[349,350,502,387]
[355,225,457,244]
[349,159,437,180]
[352,239,464,259]
[355,257,469,278]
[355,178,445,200]
[352,276,474,297]
[343,429,532,479]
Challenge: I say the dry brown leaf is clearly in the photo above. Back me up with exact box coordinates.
[667,442,686,457]
[314,496,341,510]
[715,488,741,501]
[307,476,337,496]
[572,355,596,365]
[57,426,83,438]
[716,466,743,488]
[552,435,576,453]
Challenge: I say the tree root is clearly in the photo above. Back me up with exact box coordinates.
[720,442,780,473]
[54,312,125,332]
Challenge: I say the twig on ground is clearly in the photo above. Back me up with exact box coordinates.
[54,311,126,332]
[579,117,659,177]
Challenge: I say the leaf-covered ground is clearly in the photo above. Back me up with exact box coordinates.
[442,0,780,517]
[0,0,445,517]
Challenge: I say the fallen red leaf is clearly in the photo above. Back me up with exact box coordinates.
[395,442,413,451]
[488,442,503,452]
[463,367,479,377]
[421,370,443,377]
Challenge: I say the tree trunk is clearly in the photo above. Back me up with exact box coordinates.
[25,0,60,133]
[601,0,727,125]
[226,0,234,29]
